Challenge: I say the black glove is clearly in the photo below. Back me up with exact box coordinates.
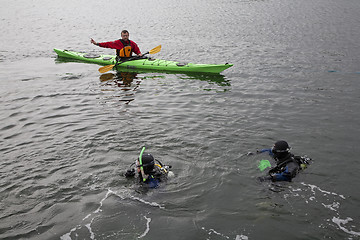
[125,169,135,178]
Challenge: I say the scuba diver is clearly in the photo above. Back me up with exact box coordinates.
[257,140,312,182]
[125,148,172,188]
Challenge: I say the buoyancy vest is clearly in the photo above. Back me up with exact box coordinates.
[116,39,132,58]
[269,154,299,175]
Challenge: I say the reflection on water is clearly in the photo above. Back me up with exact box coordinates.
[99,71,140,104]
[179,73,231,88]
[97,70,232,104]
[100,71,138,88]
[99,73,115,82]
[55,52,232,104]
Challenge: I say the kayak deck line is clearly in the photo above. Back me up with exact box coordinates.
[54,48,233,74]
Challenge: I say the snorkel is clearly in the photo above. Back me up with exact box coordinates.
[139,146,147,182]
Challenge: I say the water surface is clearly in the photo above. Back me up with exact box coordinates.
[1,0,360,239]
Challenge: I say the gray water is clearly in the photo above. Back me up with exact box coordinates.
[1,0,360,239]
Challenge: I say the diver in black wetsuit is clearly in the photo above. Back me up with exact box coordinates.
[257,140,311,182]
[125,152,172,188]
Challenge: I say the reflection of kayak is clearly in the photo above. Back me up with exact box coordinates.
[54,49,233,74]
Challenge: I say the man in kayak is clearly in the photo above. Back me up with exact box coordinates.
[125,152,172,188]
[91,30,143,60]
[257,140,311,182]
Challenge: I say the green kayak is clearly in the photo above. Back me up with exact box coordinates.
[54,48,233,74]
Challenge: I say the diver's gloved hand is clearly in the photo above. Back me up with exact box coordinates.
[246,150,260,156]
[125,169,135,178]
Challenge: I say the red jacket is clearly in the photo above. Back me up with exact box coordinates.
[98,39,141,55]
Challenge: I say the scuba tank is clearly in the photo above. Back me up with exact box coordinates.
[124,158,172,179]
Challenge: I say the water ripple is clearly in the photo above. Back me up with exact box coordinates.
[1,0,360,239]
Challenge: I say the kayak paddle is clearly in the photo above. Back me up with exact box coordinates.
[98,45,161,73]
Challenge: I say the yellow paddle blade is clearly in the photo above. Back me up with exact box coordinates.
[98,64,115,73]
[149,45,161,54]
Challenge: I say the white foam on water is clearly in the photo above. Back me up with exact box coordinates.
[208,228,230,239]
[298,182,359,237]
[129,195,165,209]
[138,216,151,238]
[97,189,117,212]
[301,182,345,199]
[60,227,78,240]
[61,218,97,240]
[105,188,164,209]
[167,171,175,178]
[235,235,249,240]
[85,219,95,240]
[332,217,360,236]
[322,202,340,212]
[201,226,248,239]
[60,188,164,239]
